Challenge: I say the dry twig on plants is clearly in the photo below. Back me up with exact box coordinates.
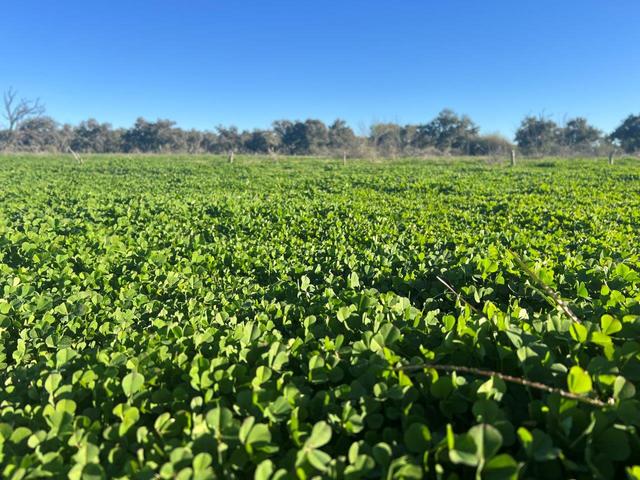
[394,363,612,408]
[507,249,582,323]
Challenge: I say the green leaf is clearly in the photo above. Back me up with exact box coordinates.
[448,424,479,467]
[337,306,352,323]
[247,423,272,445]
[239,417,272,454]
[305,421,332,449]
[44,372,62,396]
[347,272,360,289]
[569,323,588,343]
[306,449,332,472]
[613,376,636,400]
[517,427,559,461]
[254,459,274,480]
[601,314,622,335]
[73,443,100,465]
[468,423,502,461]
[119,406,140,434]
[627,466,640,480]
[265,396,292,422]
[57,398,77,415]
[206,406,236,440]
[192,452,212,472]
[122,371,145,397]
[483,454,519,480]
[404,423,431,453]
[239,416,256,444]
[79,464,105,480]
[56,347,77,368]
[594,427,630,461]
[576,282,589,299]
[477,376,507,400]
[567,366,592,395]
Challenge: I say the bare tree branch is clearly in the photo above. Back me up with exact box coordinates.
[393,363,612,407]
[2,87,45,150]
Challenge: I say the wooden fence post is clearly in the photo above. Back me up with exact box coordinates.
[510,149,516,166]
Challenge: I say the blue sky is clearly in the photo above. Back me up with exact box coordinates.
[1,0,638,138]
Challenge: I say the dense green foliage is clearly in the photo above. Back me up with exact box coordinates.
[1,155,640,479]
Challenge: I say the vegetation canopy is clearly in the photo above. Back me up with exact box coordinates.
[0,155,639,479]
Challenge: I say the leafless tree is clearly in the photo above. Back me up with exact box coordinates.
[2,87,45,149]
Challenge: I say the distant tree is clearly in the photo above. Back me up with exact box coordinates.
[1,88,45,149]
[469,134,513,156]
[273,119,328,155]
[57,124,75,151]
[272,120,293,142]
[328,119,357,153]
[560,117,602,152]
[122,118,179,153]
[415,109,479,153]
[107,128,125,153]
[201,131,220,153]
[304,119,329,154]
[71,119,119,153]
[514,116,560,155]
[183,129,204,154]
[369,123,402,157]
[215,126,242,154]
[16,116,59,151]
[399,125,419,153]
[277,121,308,154]
[610,114,640,153]
[244,129,279,154]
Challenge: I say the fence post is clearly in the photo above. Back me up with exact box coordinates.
[608,151,614,165]
[510,149,516,166]
[228,150,235,164]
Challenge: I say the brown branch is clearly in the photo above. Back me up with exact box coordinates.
[67,145,84,164]
[394,363,611,408]
[436,275,480,314]
[507,249,582,324]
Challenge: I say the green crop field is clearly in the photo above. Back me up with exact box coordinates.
[1,155,640,480]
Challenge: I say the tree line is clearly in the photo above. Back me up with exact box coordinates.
[2,88,639,156]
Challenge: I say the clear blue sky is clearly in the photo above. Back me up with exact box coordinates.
[1,0,638,138]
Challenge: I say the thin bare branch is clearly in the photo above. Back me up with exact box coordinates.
[507,249,582,323]
[3,87,45,131]
[67,145,84,164]
[2,88,46,151]
[394,363,612,408]
[436,275,480,314]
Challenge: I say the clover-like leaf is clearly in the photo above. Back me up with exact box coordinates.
[567,366,592,395]
[122,371,145,397]
[305,421,332,449]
